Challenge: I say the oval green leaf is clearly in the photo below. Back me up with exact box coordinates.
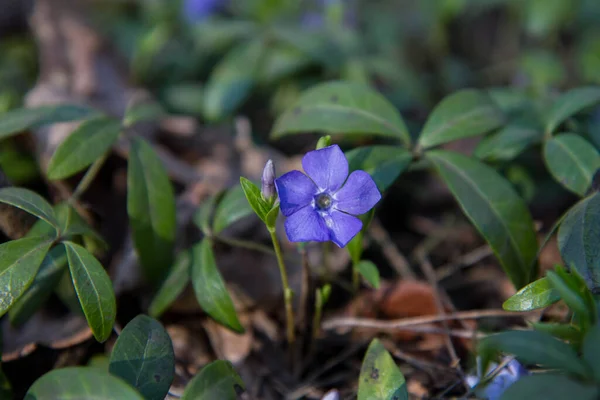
[213,185,254,234]
[191,238,244,333]
[545,86,600,134]
[544,134,600,197]
[357,338,408,400]
[582,323,600,383]
[500,374,598,400]
[193,195,218,235]
[0,187,58,230]
[558,192,600,291]
[346,145,412,191]
[47,117,121,180]
[24,367,144,400]
[203,39,264,122]
[181,360,245,400]
[239,177,270,223]
[427,150,538,289]
[9,245,68,327]
[109,315,175,400]
[357,260,380,289]
[479,330,589,378]
[148,250,191,318]
[418,89,504,150]
[503,277,560,311]
[0,236,53,317]
[271,81,410,145]
[127,137,176,284]
[0,104,98,140]
[64,241,116,342]
[474,125,542,162]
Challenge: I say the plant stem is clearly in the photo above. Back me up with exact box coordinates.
[352,262,360,292]
[214,235,276,256]
[70,151,110,202]
[311,290,323,353]
[269,228,296,349]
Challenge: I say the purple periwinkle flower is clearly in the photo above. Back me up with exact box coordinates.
[467,358,529,400]
[275,145,381,248]
[182,0,223,23]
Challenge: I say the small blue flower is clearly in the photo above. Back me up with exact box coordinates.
[182,0,223,23]
[275,144,381,247]
[467,358,529,400]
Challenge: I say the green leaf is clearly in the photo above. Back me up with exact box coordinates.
[0,104,98,140]
[109,315,175,400]
[582,323,600,383]
[88,354,110,370]
[47,117,121,180]
[0,236,53,317]
[544,134,600,197]
[558,192,600,291]
[346,231,363,265]
[417,89,504,149]
[24,367,144,400]
[357,260,380,289]
[213,185,254,234]
[546,269,595,329]
[123,99,166,127]
[127,137,176,283]
[203,39,265,121]
[194,195,218,235]
[503,277,561,311]
[265,205,279,231]
[9,245,68,327]
[531,322,582,343]
[0,187,58,230]
[64,241,116,342]
[427,151,538,288]
[357,339,408,400]
[500,374,598,400]
[479,330,589,378]
[181,360,245,400]
[239,177,270,223]
[148,251,191,318]
[474,125,542,162]
[545,87,600,134]
[271,81,410,145]
[346,145,412,191]
[191,238,244,333]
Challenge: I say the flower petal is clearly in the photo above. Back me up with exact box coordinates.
[275,170,318,216]
[333,170,381,215]
[284,205,330,243]
[302,144,348,191]
[322,210,362,248]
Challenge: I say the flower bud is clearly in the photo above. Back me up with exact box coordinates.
[261,159,276,202]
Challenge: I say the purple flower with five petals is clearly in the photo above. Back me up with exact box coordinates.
[275,145,381,248]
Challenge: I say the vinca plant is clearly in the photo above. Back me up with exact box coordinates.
[0,77,599,399]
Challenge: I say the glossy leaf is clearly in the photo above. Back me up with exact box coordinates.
[271,81,410,145]
[64,241,116,342]
[558,192,600,291]
[127,137,176,283]
[24,367,144,400]
[500,374,598,400]
[531,322,582,343]
[47,117,121,180]
[346,145,412,191]
[428,151,538,288]
[582,324,600,382]
[203,39,264,121]
[148,251,191,318]
[181,360,245,400]
[418,89,504,149]
[0,236,53,317]
[479,330,589,378]
[213,185,254,234]
[547,269,595,330]
[544,134,600,196]
[0,104,98,140]
[357,260,380,289]
[503,277,560,311]
[109,315,175,400]
[0,187,58,230]
[9,245,68,327]
[474,125,542,162]
[357,339,408,400]
[239,177,270,223]
[545,86,600,134]
[123,100,166,127]
[191,238,244,333]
